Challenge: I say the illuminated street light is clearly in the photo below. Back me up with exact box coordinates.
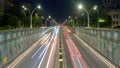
[37,5,41,9]
[93,5,98,10]
[78,4,83,9]
[48,16,51,19]
[78,4,98,27]
[22,6,25,8]
[22,5,41,28]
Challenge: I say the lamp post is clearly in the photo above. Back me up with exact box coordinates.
[22,5,41,28]
[78,4,97,27]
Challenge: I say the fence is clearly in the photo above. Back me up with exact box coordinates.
[75,27,120,66]
[0,28,49,66]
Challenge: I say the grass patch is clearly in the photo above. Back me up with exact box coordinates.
[59,61,63,68]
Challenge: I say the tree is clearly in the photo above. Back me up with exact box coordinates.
[98,14,112,28]
[90,14,112,28]
[33,14,42,27]
[0,9,3,21]
[6,15,18,28]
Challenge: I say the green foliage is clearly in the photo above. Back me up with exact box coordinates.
[90,14,112,28]
[75,22,81,27]
[0,9,3,20]
[6,15,18,28]
[67,21,73,27]
[33,15,42,27]
[98,14,112,28]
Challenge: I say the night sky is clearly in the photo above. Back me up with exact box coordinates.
[13,0,101,23]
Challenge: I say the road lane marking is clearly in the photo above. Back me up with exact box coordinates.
[38,32,55,68]
[65,31,88,68]
[70,39,88,68]
[32,36,51,68]
[74,34,116,68]
[31,33,51,59]
[38,45,47,59]
[33,41,49,68]
[46,36,57,68]
[46,28,59,68]
[65,39,77,68]
[66,39,74,56]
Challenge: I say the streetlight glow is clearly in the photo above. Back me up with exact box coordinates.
[37,5,41,9]
[78,4,83,9]
[22,6,27,10]
[93,5,97,10]
[22,5,25,8]
[78,4,98,27]
[22,5,41,28]
[48,16,51,19]
[24,7,27,10]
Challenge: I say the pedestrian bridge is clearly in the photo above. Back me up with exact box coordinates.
[0,27,120,67]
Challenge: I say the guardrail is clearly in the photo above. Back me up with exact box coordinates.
[75,27,120,66]
[0,28,49,67]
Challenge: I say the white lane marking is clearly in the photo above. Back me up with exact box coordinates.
[38,45,47,59]
[38,33,55,68]
[46,36,56,68]
[32,37,51,68]
[31,44,44,59]
[74,34,116,68]
[31,33,51,59]
[76,56,83,68]
[46,34,57,68]
[33,42,49,68]
[38,37,51,59]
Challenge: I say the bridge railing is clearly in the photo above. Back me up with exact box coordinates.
[0,28,49,66]
[75,27,120,66]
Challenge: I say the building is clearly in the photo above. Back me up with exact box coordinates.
[108,10,120,28]
[101,0,120,28]
[102,0,120,13]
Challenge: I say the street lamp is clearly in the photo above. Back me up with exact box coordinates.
[48,16,51,19]
[22,5,41,28]
[78,4,97,27]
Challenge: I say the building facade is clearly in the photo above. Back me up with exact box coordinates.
[102,0,120,12]
[102,0,120,28]
[108,10,120,28]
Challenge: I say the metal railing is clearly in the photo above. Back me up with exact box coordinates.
[75,27,120,66]
[0,28,49,66]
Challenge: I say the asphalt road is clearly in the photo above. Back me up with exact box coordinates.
[61,27,117,68]
[4,27,59,68]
